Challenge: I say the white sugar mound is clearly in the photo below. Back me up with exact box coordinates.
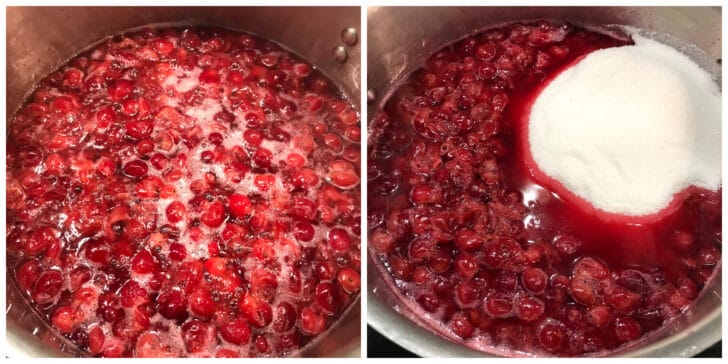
[529,35,721,216]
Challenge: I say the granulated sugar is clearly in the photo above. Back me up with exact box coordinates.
[529,34,721,217]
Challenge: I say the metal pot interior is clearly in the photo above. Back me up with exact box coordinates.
[367,6,721,358]
[6,6,361,358]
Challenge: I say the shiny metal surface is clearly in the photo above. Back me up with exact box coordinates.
[6,6,360,358]
[367,6,721,357]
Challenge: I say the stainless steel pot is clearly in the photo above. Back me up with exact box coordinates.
[6,6,361,358]
[367,6,721,357]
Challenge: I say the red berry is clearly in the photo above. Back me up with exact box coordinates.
[299,306,326,335]
[450,312,474,339]
[189,287,215,317]
[315,282,338,315]
[484,292,513,318]
[239,294,273,328]
[537,318,565,351]
[108,79,134,100]
[328,159,359,188]
[200,201,226,227]
[181,319,214,353]
[219,318,251,345]
[123,160,149,177]
[293,222,315,242]
[454,252,478,279]
[16,258,42,290]
[32,269,63,305]
[166,201,186,223]
[328,228,352,252]
[244,129,263,146]
[272,302,297,332]
[228,193,252,217]
[51,306,79,333]
[514,295,545,322]
[336,268,361,293]
[156,290,188,321]
[614,316,642,342]
[521,267,548,294]
[131,249,156,274]
[199,69,220,84]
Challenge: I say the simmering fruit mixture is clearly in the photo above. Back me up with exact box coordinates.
[368,22,721,356]
[7,27,361,357]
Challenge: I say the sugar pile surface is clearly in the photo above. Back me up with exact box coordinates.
[528,34,721,217]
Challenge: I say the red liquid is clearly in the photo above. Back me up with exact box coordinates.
[368,22,721,356]
[7,27,361,357]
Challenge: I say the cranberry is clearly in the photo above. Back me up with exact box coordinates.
[553,234,582,256]
[108,79,134,100]
[371,229,395,253]
[483,237,520,269]
[587,305,611,328]
[252,148,273,169]
[605,284,641,313]
[220,318,251,345]
[290,198,317,221]
[51,306,79,333]
[228,193,252,217]
[450,312,474,339]
[521,267,548,294]
[454,229,485,251]
[537,319,565,352]
[123,160,149,178]
[151,38,174,55]
[476,43,497,60]
[168,243,187,261]
[272,302,297,332]
[119,280,148,307]
[484,292,514,318]
[293,222,315,242]
[569,277,601,306]
[572,257,610,280]
[156,290,189,321]
[455,281,478,307]
[32,269,64,305]
[299,306,326,335]
[328,228,352,252]
[199,69,220,84]
[200,201,226,227]
[314,261,337,281]
[189,287,215,317]
[244,129,263,146]
[16,259,42,290]
[315,282,338,315]
[336,268,361,293]
[24,227,58,255]
[165,201,186,223]
[181,319,214,353]
[239,294,273,328]
[131,249,156,274]
[454,252,478,279]
[613,316,642,342]
[328,159,359,188]
[514,295,545,322]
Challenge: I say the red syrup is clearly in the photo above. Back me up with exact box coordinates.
[7,26,361,357]
[368,22,721,356]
